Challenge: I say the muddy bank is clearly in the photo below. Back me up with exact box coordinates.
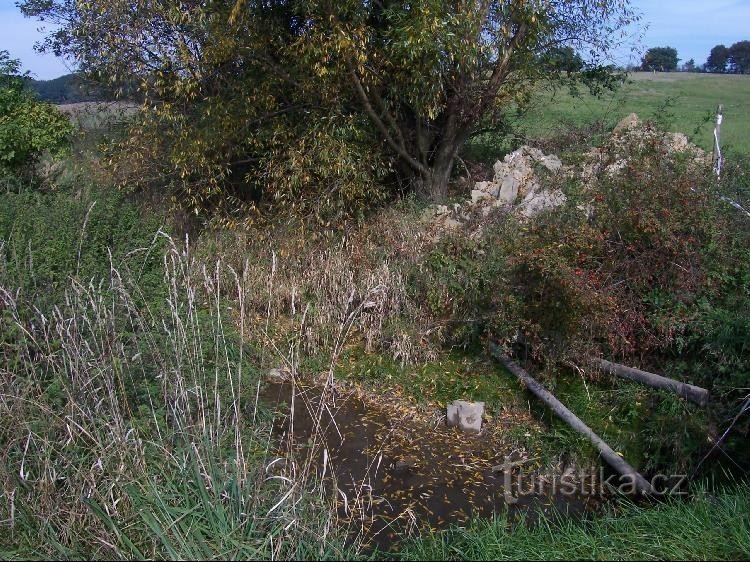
[260,381,607,551]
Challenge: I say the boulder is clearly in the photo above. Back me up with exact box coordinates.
[518,189,567,218]
[538,154,563,172]
[471,189,493,204]
[497,175,521,203]
[474,180,500,197]
[446,400,485,434]
[666,132,690,153]
[518,179,541,200]
[613,113,641,134]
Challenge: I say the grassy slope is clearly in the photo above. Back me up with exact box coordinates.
[397,484,750,561]
[3,73,749,560]
[517,72,750,155]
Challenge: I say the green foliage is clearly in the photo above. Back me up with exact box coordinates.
[407,229,518,350]
[0,177,341,559]
[405,122,750,473]
[80,447,350,560]
[641,46,679,72]
[407,210,604,362]
[729,40,750,74]
[397,482,750,560]
[706,44,730,73]
[682,58,697,73]
[0,178,163,306]
[540,46,585,73]
[0,51,72,173]
[694,40,750,74]
[21,0,638,215]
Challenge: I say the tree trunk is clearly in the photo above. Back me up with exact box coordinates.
[425,168,451,202]
[422,126,464,202]
[489,344,653,495]
[591,358,710,406]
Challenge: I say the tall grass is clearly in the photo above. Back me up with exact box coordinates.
[398,483,750,561]
[195,202,439,367]
[0,230,356,559]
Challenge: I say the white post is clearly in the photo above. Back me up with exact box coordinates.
[712,105,750,218]
[713,104,723,180]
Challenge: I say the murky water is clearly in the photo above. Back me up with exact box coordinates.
[260,381,605,551]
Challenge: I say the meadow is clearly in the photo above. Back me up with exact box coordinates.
[518,72,750,156]
[1,68,749,560]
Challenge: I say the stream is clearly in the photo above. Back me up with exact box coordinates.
[260,380,608,551]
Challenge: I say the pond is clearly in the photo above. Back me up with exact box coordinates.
[261,380,608,552]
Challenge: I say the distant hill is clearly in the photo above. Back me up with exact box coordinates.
[26,73,110,104]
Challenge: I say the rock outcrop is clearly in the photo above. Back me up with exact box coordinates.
[428,113,712,235]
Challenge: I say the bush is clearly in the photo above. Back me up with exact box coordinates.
[405,122,750,473]
[0,51,72,174]
[0,178,164,307]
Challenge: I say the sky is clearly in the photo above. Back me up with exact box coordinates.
[1,0,750,79]
[624,0,750,67]
[0,0,71,79]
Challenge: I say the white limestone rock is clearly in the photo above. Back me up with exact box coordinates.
[446,400,485,434]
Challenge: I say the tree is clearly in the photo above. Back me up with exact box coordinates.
[682,58,696,72]
[27,73,109,103]
[21,0,638,208]
[728,40,750,74]
[541,46,585,73]
[705,44,730,73]
[0,50,72,174]
[640,46,678,72]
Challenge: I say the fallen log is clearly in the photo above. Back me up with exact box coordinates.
[591,358,709,407]
[489,343,653,495]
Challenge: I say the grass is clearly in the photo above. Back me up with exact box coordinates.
[0,176,164,304]
[0,232,355,559]
[515,72,750,156]
[0,174,357,559]
[397,482,750,561]
[334,347,520,412]
[331,348,688,471]
[2,92,749,558]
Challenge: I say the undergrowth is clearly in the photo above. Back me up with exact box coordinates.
[397,482,750,561]
[2,115,750,558]
[0,176,355,559]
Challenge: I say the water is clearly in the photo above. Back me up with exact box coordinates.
[260,381,605,551]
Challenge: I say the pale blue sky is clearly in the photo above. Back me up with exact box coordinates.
[1,0,750,79]
[625,0,750,66]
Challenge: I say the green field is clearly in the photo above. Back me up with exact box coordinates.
[519,72,750,155]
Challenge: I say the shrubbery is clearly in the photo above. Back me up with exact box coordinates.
[0,51,72,175]
[406,121,750,472]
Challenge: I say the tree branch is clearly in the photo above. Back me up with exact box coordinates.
[347,60,429,176]
[469,22,529,125]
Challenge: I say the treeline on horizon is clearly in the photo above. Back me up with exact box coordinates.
[637,41,750,74]
[32,43,750,106]
[25,73,140,104]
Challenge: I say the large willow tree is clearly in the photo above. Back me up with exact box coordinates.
[21,0,638,216]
